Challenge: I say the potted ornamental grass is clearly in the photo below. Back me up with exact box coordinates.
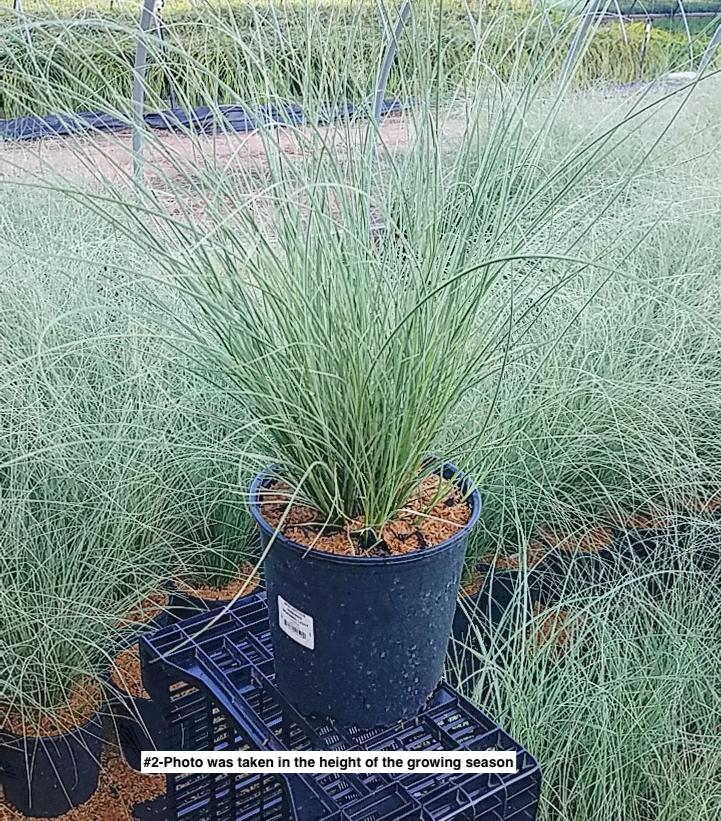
[0,200,186,807]
[38,8,697,728]
[0,488,150,816]
[121,84,644,728]
[0,510,107,818]
[0,493,173,812]
[172,497,261,614]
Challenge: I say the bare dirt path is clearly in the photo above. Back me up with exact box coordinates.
[0,114,415,199]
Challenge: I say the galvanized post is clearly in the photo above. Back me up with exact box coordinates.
[373,0,412,125]
[699,20,721,75]
[559,0,605,89]
[132,0,159,186]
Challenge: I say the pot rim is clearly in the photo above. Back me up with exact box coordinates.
[0,708,104,744]
[249,461,482,566]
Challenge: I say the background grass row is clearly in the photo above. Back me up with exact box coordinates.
[0,2,718,119]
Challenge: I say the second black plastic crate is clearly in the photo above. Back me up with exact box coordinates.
[141,592,541,821]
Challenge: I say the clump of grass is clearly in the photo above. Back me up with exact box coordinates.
[0,189,184,721]
[0,183,273,726]
[435,81,721,564]
[30,45,696,542]
[168,389,262,589]
[458,539,721,821]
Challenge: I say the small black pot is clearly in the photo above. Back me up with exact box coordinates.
[620,522,677,563]
[452,565,544,640]
[530,524,641,604]
[536,546,624,601]
[109,592,176,772]
[0,712,103,817]
[249,463,482,729]
[118,585,178,651]
[694,534,721,577]
[450,563,545,685]
[120,610,174,649]
[105,660,166,773]
[618,521,691,598]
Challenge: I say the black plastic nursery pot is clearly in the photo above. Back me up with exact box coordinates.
[249,464,482,729]
[529,523,653,604]
[619,521,685,597]
[113,695,165,772]
[109,590,180,772]
[106,671,166,772]
[118,584,179,647]
[536,520,695,603]
[536,545,625,603]
[449,562,546,689]
[619,518,684,563]
[132,795,165,820]
[0,712,103,818]
[122,607,174,644]
[452,563,544,644]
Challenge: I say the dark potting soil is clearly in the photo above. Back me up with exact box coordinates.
[260,474,471,556]
[111,645,148,701]
[0,679,102,738]
[177,563,258,602]
[0,748,165,821]
[117,591,169,630]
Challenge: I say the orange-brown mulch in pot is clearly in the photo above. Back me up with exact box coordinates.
[118,591,169,629]
[178,563,259,602]
[488,541,548,570]
[528,602,584,658]
[701,492,721,514]
[1,679,103,738]
[0,748,165,821]
[260,474,471,556]
[111,644,148,701]
[461,540,547,596]
[538,524,615,554]
[460,568,486,597]
[621,510,673,530]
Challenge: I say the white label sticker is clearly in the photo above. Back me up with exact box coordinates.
[277,596,315,650]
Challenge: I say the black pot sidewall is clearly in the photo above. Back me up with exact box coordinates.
[250,464,481,729]
[0,713,103,818]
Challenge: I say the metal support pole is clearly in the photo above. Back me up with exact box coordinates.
[153,0,178,110]
[559,0,605,90]
[373,0,412,125]
[132,0,159,186]
[699,20,721,75]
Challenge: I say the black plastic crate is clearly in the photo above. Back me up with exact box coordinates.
[141,593,540,821]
